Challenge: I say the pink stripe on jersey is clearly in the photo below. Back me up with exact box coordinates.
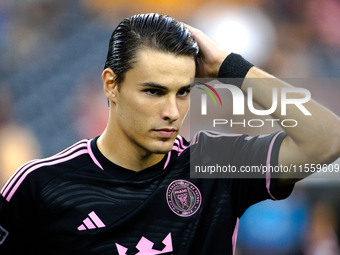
[163,152,171,170]
[5,149,88,202]
[89,211,106,228]
[77,225,86,231]
[87,140,103,170]
[232,217,239,255]
[0,160,34,195]
[173,136,189,156]
[172,143,185,155]
[265,131,284,200]
[54,139,88,156]
[83,218,96,229]
[164,136,190,169]
[177,135,186,149]
[1,141,88,198]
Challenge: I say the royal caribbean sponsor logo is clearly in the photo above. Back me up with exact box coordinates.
[166,180,201,217]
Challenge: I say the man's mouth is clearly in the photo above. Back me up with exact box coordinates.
[153,128,178,138]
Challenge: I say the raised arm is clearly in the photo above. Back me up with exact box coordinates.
[187,24,340,186]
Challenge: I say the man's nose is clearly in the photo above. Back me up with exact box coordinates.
[161,96,180,122]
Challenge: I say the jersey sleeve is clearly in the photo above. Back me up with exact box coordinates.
[190,130,294,217]
[0,172,40,254]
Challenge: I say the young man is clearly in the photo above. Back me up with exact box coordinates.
[0,13,339,255]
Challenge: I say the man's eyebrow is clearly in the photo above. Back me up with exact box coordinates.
[139,82,168,90]
[139,82,195,90]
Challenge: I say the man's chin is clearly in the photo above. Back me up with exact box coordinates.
[150,139,175,154]
[151,146,173,155]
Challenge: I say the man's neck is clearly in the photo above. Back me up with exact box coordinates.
[96,129,165,172]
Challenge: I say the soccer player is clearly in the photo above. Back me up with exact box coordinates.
[0,13,339,255]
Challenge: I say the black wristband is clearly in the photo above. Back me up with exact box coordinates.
[217,53,254,88]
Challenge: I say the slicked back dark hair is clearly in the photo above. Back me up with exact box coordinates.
[104,13,199,88]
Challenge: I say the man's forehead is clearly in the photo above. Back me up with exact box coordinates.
[124,48,196,88]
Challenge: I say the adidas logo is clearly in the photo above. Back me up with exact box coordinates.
[115,232,173,255]
[77,211,106,231]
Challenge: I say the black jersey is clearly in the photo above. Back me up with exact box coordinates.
[0,130,293,255]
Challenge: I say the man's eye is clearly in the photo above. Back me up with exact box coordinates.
[145,89,161,95]
[177,89,190,97]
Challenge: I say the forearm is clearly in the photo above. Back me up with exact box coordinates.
[243,67,340,165]
[187,23,340,184]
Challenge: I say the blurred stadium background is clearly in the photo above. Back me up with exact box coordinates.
[0,0,340,254]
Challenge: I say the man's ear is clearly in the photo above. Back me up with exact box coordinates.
[102,68,118,104]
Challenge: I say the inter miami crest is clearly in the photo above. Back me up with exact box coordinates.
[166,180,201,217]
